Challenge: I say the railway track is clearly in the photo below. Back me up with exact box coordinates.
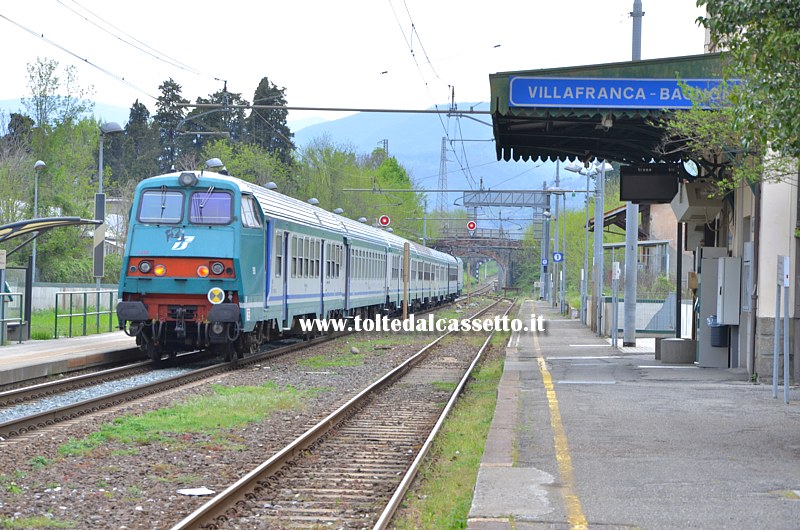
[0,292,498,442]
[170,297,515,529]
[0,334,335,441]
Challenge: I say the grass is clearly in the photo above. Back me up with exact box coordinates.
[392,348,505,529]
[0,516,76,529]
[28,307,116,340]
[58,381,318,456]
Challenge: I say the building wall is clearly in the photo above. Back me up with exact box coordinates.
[755,174,798,382]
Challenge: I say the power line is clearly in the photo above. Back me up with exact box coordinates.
[0,13,157,100]
[56,0,217,80]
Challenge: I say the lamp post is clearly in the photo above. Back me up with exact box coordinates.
[95,122,123,293]
[594,161,613,336]
[564,161,593,325]
[565,160,612,334]
[31,160,46,283]
[542,210,551,302]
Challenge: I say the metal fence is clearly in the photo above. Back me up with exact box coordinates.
[0,292,25,345]
[54,290,117,338]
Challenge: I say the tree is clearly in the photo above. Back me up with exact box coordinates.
[183,87,250,157]
[200,139,296,194]
[22,57,94,130]
[698,1,800,159]
[0,113,33,226]
[119,99,160,184]
[248,77,294,164]
[154,78,189,172]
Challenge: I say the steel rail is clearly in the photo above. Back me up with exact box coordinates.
[169,298,503,530]
[0,359,153,408]
[374,299,516,529]
[0,334,335,441]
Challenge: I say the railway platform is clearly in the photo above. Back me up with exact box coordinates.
[468,300,800,529]
[0,332,140,386]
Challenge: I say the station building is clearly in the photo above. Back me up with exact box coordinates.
[488,52,798,382]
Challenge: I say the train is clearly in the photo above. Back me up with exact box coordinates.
[116,164,464,362]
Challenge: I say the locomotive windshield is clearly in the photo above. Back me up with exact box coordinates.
[138,188,183,223]
[190,189,232,224]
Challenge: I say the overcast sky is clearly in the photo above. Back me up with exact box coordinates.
[1,0,708,124]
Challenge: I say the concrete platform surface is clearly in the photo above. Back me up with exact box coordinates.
[468,300,800,530]
[0,332,140,385]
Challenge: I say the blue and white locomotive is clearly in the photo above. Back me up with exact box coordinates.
[116,166,463,361]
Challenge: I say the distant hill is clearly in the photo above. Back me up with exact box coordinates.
[292,102,587,228]
[0,98,130,126]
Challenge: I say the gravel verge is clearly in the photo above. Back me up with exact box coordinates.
[0,300,501,530]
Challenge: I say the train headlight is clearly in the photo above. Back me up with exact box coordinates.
[197,265,210,277]
[210,261,225,275]
[154,264,167,276]
[178,172,198,187]
[211,322,225,335]
[138,260,153,274]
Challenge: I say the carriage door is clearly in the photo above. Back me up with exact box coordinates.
[241,195,266,325]
[282,233,290,324]
[344,238,352,311]
[319,241,325,319]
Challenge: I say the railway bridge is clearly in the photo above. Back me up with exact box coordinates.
[429,227,525,288]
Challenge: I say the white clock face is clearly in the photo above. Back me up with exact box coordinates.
[683,160,699,177]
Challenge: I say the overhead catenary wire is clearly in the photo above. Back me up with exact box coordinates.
[0,13,158,100]
[56,0,216,80]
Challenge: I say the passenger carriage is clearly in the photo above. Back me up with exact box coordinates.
[116,168,462,362]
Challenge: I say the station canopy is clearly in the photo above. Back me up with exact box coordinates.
[0,217,101,245]
[489,53,725,165]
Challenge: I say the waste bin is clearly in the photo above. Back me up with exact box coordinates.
[706,315,729,348]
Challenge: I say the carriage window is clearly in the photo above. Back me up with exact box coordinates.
[138,189,183,223]
[241,195,262,228]
[274,232,283,278]
[190,190,232,224]
[291,236,297,277]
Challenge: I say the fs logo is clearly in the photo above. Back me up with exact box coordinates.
[171,236,196,251]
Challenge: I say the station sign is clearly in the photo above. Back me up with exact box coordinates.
[509,77,733,110]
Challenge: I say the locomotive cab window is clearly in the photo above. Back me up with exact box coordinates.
[190,189,232,224]
[138,189,184,224]
[241,195,262,228]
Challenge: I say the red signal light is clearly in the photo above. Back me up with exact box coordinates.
[379,215,390,226]
[467,221,477,230]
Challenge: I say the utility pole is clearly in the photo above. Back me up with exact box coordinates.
[624,0,644,346]
[437,137,448,213]
[553,162,560,309]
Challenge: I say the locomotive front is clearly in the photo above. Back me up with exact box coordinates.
[116,171,246,361]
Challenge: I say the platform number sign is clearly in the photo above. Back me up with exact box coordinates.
[553,251,563,263]
[379,215,390,227]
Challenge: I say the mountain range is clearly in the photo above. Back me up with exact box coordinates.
[1,98,588,230]
[292,103,588,219]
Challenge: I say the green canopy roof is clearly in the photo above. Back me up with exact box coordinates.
[490,53,726,164]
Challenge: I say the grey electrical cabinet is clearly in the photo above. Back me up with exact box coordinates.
[717,257,742,325]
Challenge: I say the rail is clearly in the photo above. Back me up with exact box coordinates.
[54,290,117,338]
[0,292,24,345]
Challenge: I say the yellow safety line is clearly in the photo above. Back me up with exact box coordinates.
[534,332,588,530]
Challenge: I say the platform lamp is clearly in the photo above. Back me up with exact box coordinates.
[95,122,124,292]
[565,159,613,333]
[31,160,46,283]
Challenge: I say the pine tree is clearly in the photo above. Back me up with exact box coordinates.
[154,78,188,172]
[247,77,294,164]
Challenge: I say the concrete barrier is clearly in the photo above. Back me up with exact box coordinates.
[661,338,697,364]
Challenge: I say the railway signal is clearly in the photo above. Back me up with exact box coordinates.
[467,220,476,236]
[379,215,390,227]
